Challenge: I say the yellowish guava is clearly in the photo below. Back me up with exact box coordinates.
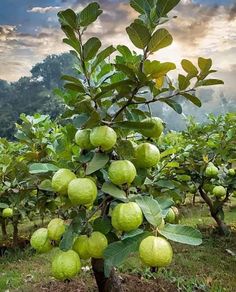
[140,117,164,138]
[139,236,173,267]
[2,208,13,218]
[108,160,136,185]
[68,178,97,205]
[111,202,143,232]
[30,228,52,253]
[52,250,81,280]
[73,235,90,260]
[87,232,108,259]
[75,129,94,150]
[51,169,76,195]
[135,143,160,168]
[47,218,65,241]
[90,126,117,151]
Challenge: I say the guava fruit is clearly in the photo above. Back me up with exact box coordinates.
[165,208,176,224]
[90,126,117,151]
[140,117,164,138]
[30,228,52,253]
[135,143,160,168]
[111,202,143,232]
[75,129,94,150]
[139,236,173,267]
[108,160,136,185]
[158,218,165,230]
[47,218,65,241]
[213,186,226,198]
[87,232,108,259]
[228,169,235,176]
[203,183,214,193]
[2,208,13,218]
[52,250,81,280]
[52,169,76,195]
[68,178,97,205]
[205,163,218,177]
[73,235,90,260]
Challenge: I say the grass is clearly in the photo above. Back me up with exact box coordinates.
[0,203,236,291]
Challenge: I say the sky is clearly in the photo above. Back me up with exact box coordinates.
[0,0,235,103]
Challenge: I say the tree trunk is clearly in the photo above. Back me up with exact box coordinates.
[192,193,196,206]
[1,219,8,240]
[91,258,123,292]
[198,187,229,235]
[12,220,19,247]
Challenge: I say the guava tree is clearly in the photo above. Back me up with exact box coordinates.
[156,114,236,235]
[29,1,224,291]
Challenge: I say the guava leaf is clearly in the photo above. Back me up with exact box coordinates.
[159,224,202,246]
[86,153,109,175]
[29,163,59,174]
[147,28,173,53]
[101,182,128,202]
[0,203,9,209]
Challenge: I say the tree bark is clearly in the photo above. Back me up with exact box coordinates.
[1,219,8,240]
[12,220,19,246]
[198,187,229,235]
[91,258,123,292]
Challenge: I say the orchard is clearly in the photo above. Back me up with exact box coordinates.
[0,0,236,291]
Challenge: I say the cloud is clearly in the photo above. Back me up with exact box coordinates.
[27,6,61,14]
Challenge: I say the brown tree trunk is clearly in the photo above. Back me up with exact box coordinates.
[91,258,123,292]
[12,220,19,246]
[1,219,8,240]
[192,193,196,206]
[198,187,229,235]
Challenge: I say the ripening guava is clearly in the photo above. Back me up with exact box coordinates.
[90,126,117,151]
[68,178,97,205]
[47,218,65,241]
[205,163,218,177]
[108,160,136,185]
[111,202,143,232]
[52,250,81,280]
[2,208,13,218]
[73,235,90,260]
[30,228,52,253]
[75,129,94,150]
[51,169,76,195]
[135,143,160,168]
[228,169,235,176]
[87,232,108,259]
[139,236,173,267]
[213,186,226,198]
[140,117,164,138]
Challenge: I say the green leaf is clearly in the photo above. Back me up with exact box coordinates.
[156,0,181,17]
[198,57,212,74]
[180,92,202,107]
[102,182,127,202]
[86,152,109,175]
[63,38,81,54]
[64,83,86,93]
[181,59,198,77]
[130,0,155,15]
[78,2,102,27]
[93,217,112,234]
[59,225,75,251]
[113,121,155,131]
[126,22,151,49]
[115,64,136,79]
[91,46,116,73]
[196,79,224,87]
[61,75,84,86]
[159,224,202,246]
[104,231,149,277]
[147,28,173,53]
[83,37,101,61]
[115,140,135,160]
[29,163,59,174]
[178,74,190,91]
[58,9,77,29]
[159,98,182,114]
[38,179,53,191]
[0,203,9,209]
[155,180,176,190]
[144,60,176,78]
[160,148,176,158]
[135,196,162,227]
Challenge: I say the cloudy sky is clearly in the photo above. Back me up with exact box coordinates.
[0,0,235,102]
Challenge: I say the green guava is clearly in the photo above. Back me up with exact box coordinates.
[2,208,13,218]
[111,202,143,232]
[75,129,94,150]
[52,169,76,195]
[165,208,176,224]
[140,117,164,138]
[47,218,65,241]
[108,160,136,185]
[30,228,52,253]
[135,143,160,168]
[228,169,235,176]
[157,218,165,230]
[73,235,90,260]
[213,186,226,198]
[90,126,117,151]
[68,178,97,205]
[205,163,219,177]
[203,183,214,193]
[139,236,173,267]
[52,250,81,280]
[87,232,108,259]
